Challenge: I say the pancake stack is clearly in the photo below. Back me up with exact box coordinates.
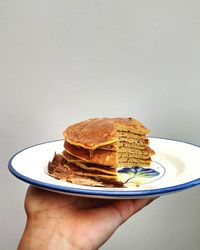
[48,117,155,187]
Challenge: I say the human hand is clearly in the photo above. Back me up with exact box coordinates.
[18,186,157,250]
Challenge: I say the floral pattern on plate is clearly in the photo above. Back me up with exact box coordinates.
[117,162,165,187]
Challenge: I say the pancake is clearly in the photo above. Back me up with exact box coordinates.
[62,150,84,162]
[64,140,154,167]
[63,117,150,150]
[48,154,123,187]
[74,162,117,175]
[47,117,155,187]
[64,141,117,167]
[62,151,116,175]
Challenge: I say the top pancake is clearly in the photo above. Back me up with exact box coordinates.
[63,117,150,150]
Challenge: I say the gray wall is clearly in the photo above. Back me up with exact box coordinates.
[1,1,200,249]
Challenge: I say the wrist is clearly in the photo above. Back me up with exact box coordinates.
[18,217,82,250]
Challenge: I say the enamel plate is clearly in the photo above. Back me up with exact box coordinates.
[8,138,200,199]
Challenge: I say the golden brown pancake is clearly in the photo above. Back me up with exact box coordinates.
[62,151,116,175]
[63,117,150,150]
[47,117,155,187]
[63,141,154,167]
[63,141,117,167]
[62,150,84,162]
[48,154,123,187]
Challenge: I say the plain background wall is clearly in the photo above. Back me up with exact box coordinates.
[1,1,200,249]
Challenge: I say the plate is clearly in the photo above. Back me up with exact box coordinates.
[8,138,200,199]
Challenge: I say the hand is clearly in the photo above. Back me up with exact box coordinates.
[18,186,157,250]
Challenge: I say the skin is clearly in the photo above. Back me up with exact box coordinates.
[18,186,157,250]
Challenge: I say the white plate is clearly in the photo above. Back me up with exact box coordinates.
[8,138,200,199]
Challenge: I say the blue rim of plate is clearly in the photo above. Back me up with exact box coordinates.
[8,138,200,198]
